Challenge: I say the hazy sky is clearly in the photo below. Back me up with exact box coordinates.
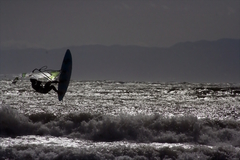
[0,0,239,49]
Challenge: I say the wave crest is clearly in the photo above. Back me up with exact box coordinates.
[1,105,239,147]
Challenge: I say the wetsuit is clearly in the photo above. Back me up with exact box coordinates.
[30,78,59,94]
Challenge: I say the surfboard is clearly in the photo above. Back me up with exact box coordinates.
[58,49,72,101]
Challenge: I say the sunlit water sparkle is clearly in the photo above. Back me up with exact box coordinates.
[1,80,240,159]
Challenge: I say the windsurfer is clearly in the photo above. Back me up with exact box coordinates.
[30,78,59,94]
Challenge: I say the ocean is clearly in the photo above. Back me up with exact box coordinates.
[0,79,240,159]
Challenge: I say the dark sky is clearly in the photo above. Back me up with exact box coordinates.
[0,0,239,49]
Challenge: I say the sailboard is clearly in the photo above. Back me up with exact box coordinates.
[58,49,72,101]
[12,49,72,101]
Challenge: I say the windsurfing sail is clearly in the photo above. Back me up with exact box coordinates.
[12,66,60,84]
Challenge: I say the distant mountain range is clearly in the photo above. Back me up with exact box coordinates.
[0,38,239,82]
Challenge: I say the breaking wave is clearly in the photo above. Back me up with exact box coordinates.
[1,105,239,146]
[1,105,240,159]
[1,144,240,160]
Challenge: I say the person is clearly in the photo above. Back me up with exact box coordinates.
[30,78,59,94]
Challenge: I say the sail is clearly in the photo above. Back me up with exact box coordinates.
[12,73,32,84]
[31,71,60,81]
[12,67,60,84]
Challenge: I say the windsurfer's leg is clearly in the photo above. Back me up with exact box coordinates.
[50,85,59,93]
[44,82,59,94]
[51,81,59,84]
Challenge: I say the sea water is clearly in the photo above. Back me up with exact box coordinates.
[0,80,240,159]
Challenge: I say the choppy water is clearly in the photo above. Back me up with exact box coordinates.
[0,79,240,159]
